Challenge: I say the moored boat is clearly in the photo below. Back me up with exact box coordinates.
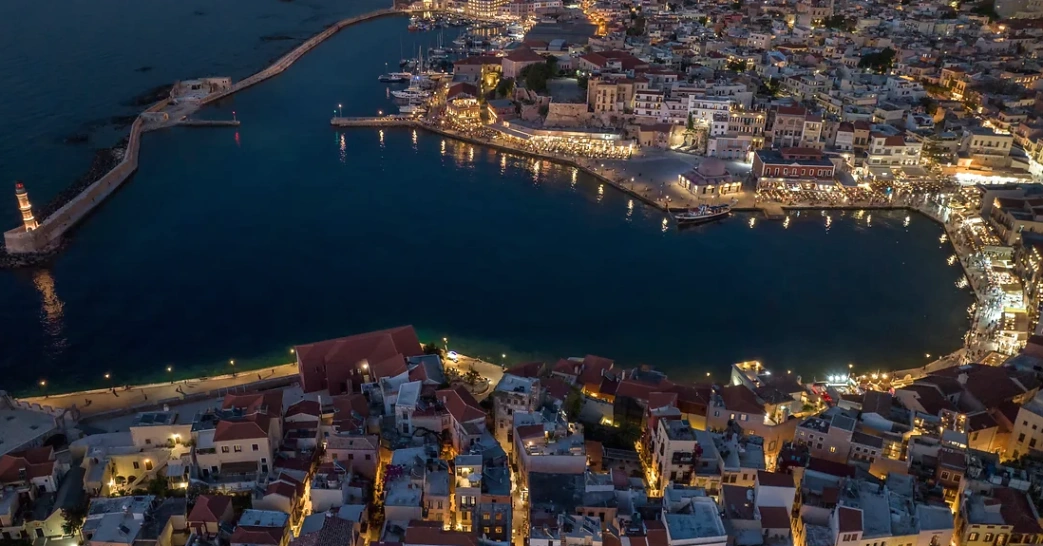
[673,204,731,226]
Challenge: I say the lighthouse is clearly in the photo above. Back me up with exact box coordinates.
[14,182,38,231]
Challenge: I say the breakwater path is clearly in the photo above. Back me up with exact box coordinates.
[2,7,402,262]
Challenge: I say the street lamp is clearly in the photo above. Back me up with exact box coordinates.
[104,373,111,380]
[338,104,343,117]
[443,337,449,351]
[167,366,173,373]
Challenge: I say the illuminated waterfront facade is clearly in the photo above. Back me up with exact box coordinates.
[464,0,507,19]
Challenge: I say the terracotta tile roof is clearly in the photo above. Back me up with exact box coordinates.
[0,447,54,483]
[757,470,793,488]
[266,473,305,500]
[331,393,370,432]
[454,55,501,66]
[553,358,581,378]
[598,376,620,397]
[579,355,614,386]
[505,47,546,63]
[214,418,270,442]
[759,506,790,529]
[837,506,862,533]
[719,385,764,415]
[995,487,1043,534]
[616,379,671,402]
[897,384,955,415]
[188,495,233,524]
[404,523,477,546]
[647,392,678,410]
[516,424,546,441]
[231,527,284,546]
[807,457,855,478]
[775,105,807,116]
[504,361,545,378]
[296,326,422,395]
[542,377,572,402]
[861,391,892,416]
[223,391,284,418]
[286,400,321,418]
[437,386,485,424]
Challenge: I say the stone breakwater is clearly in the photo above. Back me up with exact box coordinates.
[1,7,402,267]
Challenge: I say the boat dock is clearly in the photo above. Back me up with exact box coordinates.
[331,116,417,127]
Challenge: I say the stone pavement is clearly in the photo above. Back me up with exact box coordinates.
[21,363,299,420]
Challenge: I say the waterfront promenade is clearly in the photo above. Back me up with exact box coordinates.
[20,363,299,419]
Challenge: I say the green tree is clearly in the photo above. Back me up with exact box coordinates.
[726,59,748,72]
[422,343,446,358]
[464,369,481,386]
[698,15,709,26]
[564,388,584,420]
[971,0,1000,21]
[520,62,555,94]
[822,15,855,31]
[495,77,515,98]
[758,77,781,97]
[61,498,89,536]
[146,475,169,497]
[858,47,896,74]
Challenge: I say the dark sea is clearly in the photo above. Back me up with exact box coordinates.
[0,1,973,394]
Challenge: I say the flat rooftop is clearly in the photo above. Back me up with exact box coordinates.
[132,411,178,426]
[664,498,726,540]
[496,374,539,395]
[0,408,56,456]
[238,509,289,528]
[664,419,696,442]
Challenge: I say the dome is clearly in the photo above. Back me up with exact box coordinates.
[698,158,727,177]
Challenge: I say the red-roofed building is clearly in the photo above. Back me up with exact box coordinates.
[502,47,546,79]
[0,447,60,494]
[188,494,235,538]
[403,522,478,546]
[708,385,800,461]
[576,50,649,74]
[194,392,284,486]
[437,386,487,452]
[255,472,306,528]
[296,326,423,395]
[324,434,379,479]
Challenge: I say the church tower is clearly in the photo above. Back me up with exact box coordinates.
[15,182,38,231]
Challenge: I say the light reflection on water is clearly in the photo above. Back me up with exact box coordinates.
[33,269,66,357]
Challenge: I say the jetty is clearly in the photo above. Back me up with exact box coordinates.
[331,116,418,127]
[3,7,404,260]
[178,119,242,127]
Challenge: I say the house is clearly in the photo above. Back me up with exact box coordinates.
[291,511,364,546]
[502,48,546,79]
[794,413,856,464]
[187,494,234,538]
[493,374,542,455]
[752,148,837,191]
[437,386,487,453]
[230,510,290,546]
[83,496,157,546]
[191,391,284,489]
[295,325,423,395]
[649,418,698,492]
[677,158,742,197]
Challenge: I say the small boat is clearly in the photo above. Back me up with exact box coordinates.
[391,86,431,99]
[673,204,731,226]
[378,71,412,83]
[399,99,428,115]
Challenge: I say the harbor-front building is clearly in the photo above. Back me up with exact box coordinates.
[677,159,742,198]
[753,148,837,191]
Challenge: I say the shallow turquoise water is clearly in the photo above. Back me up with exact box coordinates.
[0,11,972,394]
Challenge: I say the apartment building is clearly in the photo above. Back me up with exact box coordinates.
[493,374,542,455]
[649,418,698,491]
[191,391,283,490]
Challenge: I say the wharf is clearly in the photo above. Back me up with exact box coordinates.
[331,116,418,127]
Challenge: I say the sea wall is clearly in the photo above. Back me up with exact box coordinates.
[202,9,400,105]
[3,8,400,259]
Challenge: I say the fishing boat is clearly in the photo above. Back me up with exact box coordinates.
[673,204,731,226]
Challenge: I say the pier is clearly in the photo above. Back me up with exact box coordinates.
[178,119,242,127]
[331,116,417,127]
[3,7,403,259]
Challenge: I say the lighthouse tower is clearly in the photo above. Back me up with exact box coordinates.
[14,182,38,231]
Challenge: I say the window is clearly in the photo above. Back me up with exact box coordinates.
[234,445,242,453]
[714,411,720,417]
[145,439,151,445]
[830,446,837,453]
[985,535,994,542]
[495,527,503,534]
[133,461,140,470]
[1032,439,1039,449]
[483,514,491,521]
[145,460,153,471]
[252,444,259,451]
[741,414,749,421]
[221,446,230,453]
[1019,433,1027,443]
[365,454,372,460]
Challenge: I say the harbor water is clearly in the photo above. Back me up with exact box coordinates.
[0,4,972,393]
